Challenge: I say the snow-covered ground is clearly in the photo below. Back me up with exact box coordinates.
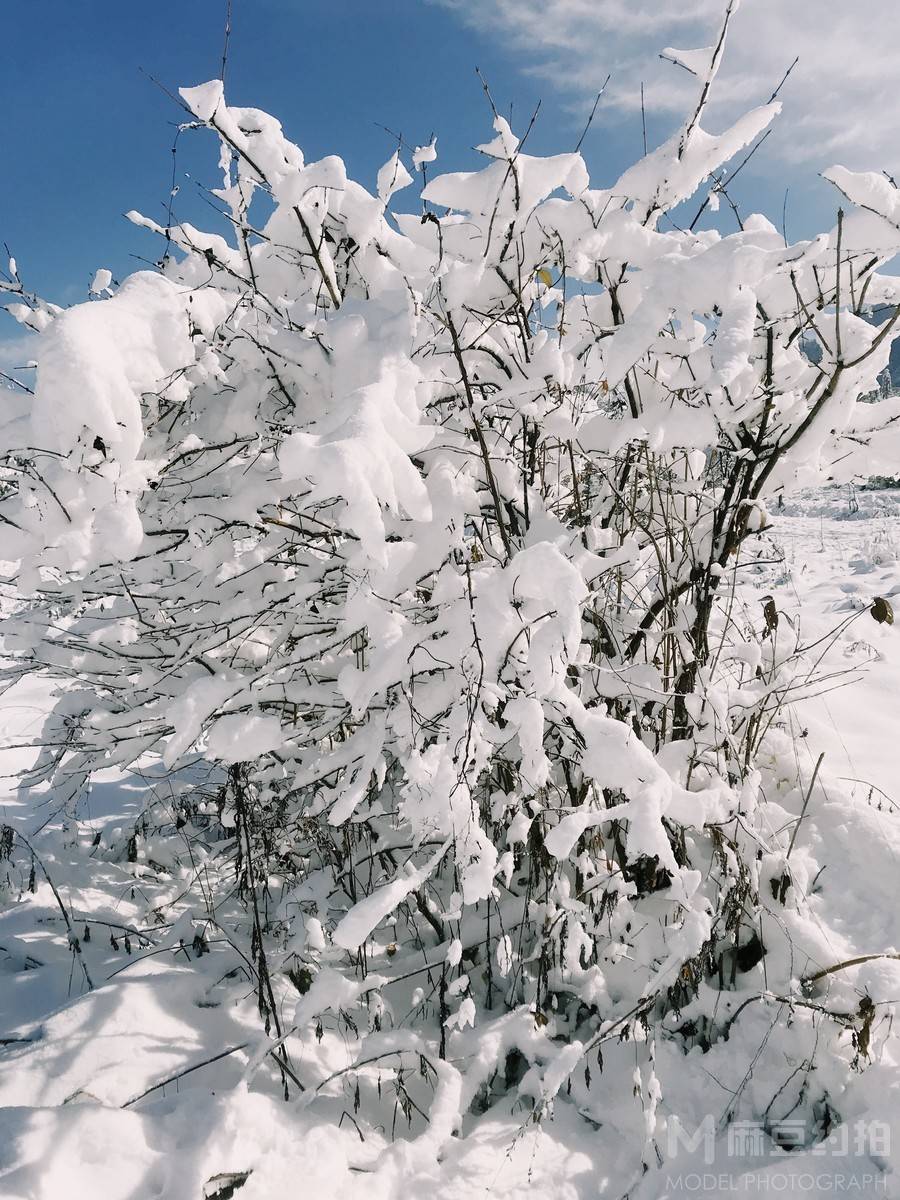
[768,487,900,814]
[2,490,900,1199]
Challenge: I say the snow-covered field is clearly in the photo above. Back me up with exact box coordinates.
[758,487,900,812]
[2,490,900,1200]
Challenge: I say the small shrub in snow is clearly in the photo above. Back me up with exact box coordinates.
[3,5,900,1181]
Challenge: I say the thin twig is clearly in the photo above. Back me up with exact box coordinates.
[786,751,824,859]
[803,953,900,990]
[220,0,233,86]
[122,1043,248,1107]
[14,831,94,990]
[574,77,610,155]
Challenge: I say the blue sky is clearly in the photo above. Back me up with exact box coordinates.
[2,0,634,306]
[2,1,530,306]
[3,0,898,364]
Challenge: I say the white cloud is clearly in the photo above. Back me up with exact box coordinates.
[438,0,900,172]
[0,331,38,385]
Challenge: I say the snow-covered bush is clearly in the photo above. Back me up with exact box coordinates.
[4,6,900,1180]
